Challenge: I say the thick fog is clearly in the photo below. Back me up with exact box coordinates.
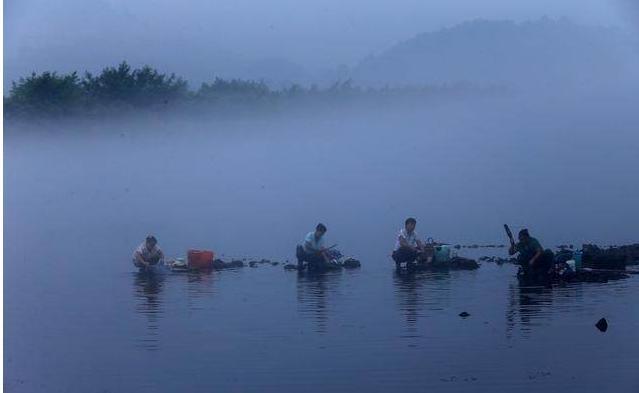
[5,91,639,265]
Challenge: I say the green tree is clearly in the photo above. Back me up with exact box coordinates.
[6,71,84,116]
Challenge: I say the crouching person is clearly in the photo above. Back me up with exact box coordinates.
[133,235,164,270]
[296,223,331,270]
[509,229,553,280]
[392,218,424,269]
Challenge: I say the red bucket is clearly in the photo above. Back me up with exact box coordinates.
[187,249,215,269]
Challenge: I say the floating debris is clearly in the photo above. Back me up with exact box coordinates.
[459,312,470,318]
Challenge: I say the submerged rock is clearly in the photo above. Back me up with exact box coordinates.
[595,318,608,332]
[283,264,299,270]
[459,312,470,318]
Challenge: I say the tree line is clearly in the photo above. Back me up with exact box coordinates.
[5,62,497,119]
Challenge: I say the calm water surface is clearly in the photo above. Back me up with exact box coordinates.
[5,100,639,392]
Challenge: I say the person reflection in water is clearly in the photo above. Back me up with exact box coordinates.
[132,235,165,270]
[133,270,164,351]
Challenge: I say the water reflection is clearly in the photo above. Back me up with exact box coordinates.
[392,270,451,333]
[505,281,555,336]
[184,269,218,311]
[132,270,165,351]
[295,270,343,333]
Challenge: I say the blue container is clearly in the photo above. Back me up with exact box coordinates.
[573,250,583,269]
[434,245,451,262]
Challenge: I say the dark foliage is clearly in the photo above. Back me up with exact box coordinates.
[4,61,500,119]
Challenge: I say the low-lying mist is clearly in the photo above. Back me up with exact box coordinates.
[5,88,639,264]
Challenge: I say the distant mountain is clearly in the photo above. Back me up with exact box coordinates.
[350,18,639,89]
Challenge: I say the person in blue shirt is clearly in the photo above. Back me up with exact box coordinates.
[296,223,331,270]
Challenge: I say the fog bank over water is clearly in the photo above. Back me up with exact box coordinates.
[6,90,639,262]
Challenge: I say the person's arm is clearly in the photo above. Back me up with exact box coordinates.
[416,239,424,250]
[399,233,417,251]
[134,251,149,268]
[158,249,165,264]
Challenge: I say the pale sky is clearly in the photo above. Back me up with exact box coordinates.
[4,0,637,86]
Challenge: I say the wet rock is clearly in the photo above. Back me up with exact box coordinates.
[228,260,245,268]
[582,244,628,270]
[213,259,245,269]
[212,259,226,269]
[341,258,361,268]
[249,261,258,268]
[479,256,515,265]
[271,261,280,266]
[283,264,299,270]
[448,257,480,270]
[595,318,608,332]
[459,312,470,318]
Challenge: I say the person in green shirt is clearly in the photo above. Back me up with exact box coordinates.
[508,229,553,277]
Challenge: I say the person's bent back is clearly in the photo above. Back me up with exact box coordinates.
[133,235,164,270]
[297,223,329,269]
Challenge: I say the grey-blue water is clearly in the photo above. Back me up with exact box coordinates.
[5,95,639,392]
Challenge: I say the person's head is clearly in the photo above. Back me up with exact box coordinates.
[315,223,327,238]
[518,229,530,242]
[405,217,417,232]
[145,235,157,249]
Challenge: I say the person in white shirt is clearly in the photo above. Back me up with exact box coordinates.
[296,223,330,269]
[132,235,165,270]
[392,218,425,269]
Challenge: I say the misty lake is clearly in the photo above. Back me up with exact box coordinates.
[4,96,639,392]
